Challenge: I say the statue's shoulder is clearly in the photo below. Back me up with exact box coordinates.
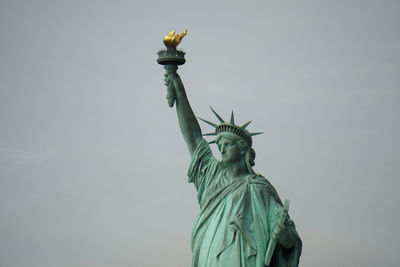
[250,174,283,205]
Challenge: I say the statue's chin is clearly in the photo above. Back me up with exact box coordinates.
[220,156,231,163]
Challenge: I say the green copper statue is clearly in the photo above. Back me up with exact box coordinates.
[157,30,302,267]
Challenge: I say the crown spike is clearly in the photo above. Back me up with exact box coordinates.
[210,107,225,123]
[240,120,252,130]
[203,132,217,136]
[198,117,217,128]
[249,132,264,136]
[230,110,235,124]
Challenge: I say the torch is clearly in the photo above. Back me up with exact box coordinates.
[156,29,187,107]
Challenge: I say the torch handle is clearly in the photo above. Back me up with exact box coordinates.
[164,65,178,107]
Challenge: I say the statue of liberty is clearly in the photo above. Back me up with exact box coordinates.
[158,30,302,267]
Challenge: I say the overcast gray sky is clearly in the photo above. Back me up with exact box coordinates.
[0,0,399,266]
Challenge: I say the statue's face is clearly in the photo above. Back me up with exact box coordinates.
[217,136,243,164]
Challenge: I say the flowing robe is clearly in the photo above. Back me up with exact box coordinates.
[188,140,302,267]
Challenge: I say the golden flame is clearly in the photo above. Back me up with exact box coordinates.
[163,29,187,47]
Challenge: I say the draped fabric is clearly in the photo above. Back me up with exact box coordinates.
[188,140,302,267]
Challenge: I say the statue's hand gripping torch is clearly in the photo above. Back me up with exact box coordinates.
[164,65,178,107]
[157,29,187,108]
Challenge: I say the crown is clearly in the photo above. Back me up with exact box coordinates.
[199,107,263,147]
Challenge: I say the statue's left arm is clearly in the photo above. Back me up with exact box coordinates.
[268,197,302,266]
[272,218,296,249]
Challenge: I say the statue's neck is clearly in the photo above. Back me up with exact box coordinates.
[223,159,250,179]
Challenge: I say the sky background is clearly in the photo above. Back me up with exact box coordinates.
[0,0,399,266]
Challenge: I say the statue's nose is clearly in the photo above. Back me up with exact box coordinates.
[221,145,227,153]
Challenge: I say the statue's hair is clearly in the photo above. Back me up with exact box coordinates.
[240,140,256,174]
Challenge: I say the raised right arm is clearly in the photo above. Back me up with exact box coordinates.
[164,71,203,156]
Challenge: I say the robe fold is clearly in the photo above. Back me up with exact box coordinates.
[188,140,302,267]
